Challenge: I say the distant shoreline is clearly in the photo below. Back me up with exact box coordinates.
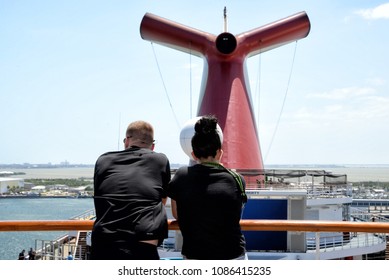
[0,195,92,199]
[2,163,389,166]
[0,164,94,170]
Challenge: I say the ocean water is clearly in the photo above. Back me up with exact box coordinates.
[4,167,94,179]
[324,166,389,182]
[0,198,93,260]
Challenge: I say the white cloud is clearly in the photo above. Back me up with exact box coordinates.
[307,87,375,100]
[290,86,389,128]
[355,3,389,19]
[365,77,386,86]
[362,95,389,118]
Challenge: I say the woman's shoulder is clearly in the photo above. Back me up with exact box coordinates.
[176,165,190,174]
[174,164,204,177]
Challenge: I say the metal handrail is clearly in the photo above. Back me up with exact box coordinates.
[1,219,389,233]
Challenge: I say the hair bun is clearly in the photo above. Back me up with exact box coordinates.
[195,115,218,135]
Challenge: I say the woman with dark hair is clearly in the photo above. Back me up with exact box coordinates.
[168,115,247,260]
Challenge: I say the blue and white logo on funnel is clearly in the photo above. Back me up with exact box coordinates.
[179,116,223,161]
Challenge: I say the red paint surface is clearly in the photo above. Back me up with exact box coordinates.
[140,12,310,170]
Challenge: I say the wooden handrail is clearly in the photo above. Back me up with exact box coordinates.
[1,219,389,233]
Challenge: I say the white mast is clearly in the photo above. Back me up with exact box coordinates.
[223,6,228,32]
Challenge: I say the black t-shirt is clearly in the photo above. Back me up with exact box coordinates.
[92,147,171,246]
[168,164,246,259]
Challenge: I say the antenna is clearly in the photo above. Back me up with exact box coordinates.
[223,6,228,32]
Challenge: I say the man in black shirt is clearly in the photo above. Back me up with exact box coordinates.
[91,120,171,260]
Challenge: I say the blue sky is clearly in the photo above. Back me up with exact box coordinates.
[1,1,389,166]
